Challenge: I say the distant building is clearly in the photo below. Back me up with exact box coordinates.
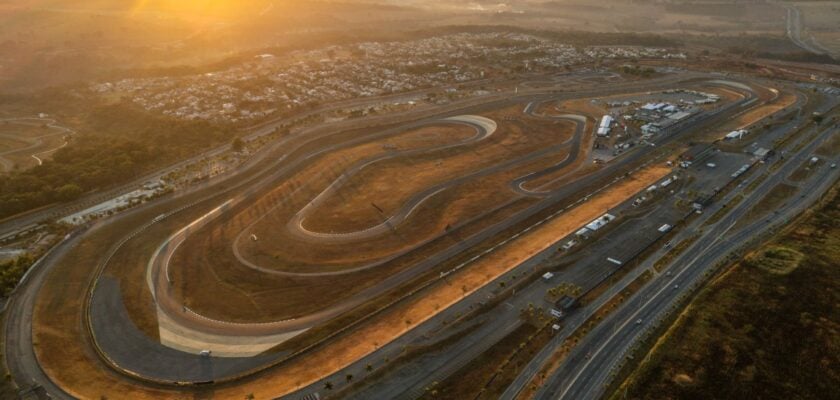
[550,295,580,319]
[668,111,692,121]
[753,148,771,159]
[597,115,613,136]
[641,102,664,112]
[725,129,748,140]
[641,123,660,135]
[585,213,616,231]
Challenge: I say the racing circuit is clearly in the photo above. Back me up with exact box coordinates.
[113,106,591,363]
[8,70,804,399]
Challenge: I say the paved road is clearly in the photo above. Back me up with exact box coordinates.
[90,97,590,382]
[293,81,784,400]
[3,232,80,400]
[0,83,499,239]
[786,5,832,56]
[0,72,696,242]
[2,73,772,395]
[0,71,585,238]
[288,115,502,241]
[535,121,839,400]
[345,202,682,400]
[0,118,74,172]
[497,84,827,400]
[110,75,722,341]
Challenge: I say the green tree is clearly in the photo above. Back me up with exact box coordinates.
[57,183,84,201]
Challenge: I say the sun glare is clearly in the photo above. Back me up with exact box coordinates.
[130,0,253,17]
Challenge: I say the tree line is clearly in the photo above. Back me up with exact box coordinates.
[0,102,234,219]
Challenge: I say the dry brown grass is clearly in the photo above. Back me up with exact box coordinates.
[31,153,670,400]
[168,103,597,322]
[33,205,202,399]
[427,323,548,400]
[736,183,798,230]
[735,92,796,129]
[608,189,840,400]
[816,133,840,157]
[0,136,27,152]
[304,112,575,232]
[173,112,584,321]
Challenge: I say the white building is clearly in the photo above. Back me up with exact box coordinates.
[725,129,748,140]
[597,115,613,136]
[585,213,616,231]
[641,123,661,135]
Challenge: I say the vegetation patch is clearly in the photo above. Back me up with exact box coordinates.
[0,102,233,219]
[816,133,840,157]
[422,322,550,400]
[653,233,700,273]
[737,183,798,228]
[0,254,34,297]
[609,187,840,400]
[743,245,804,275]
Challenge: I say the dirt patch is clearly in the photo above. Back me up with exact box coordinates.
[816,133,840,157]
[424,323,550,400]
[166,107,586,321]
[744,245,804,275]
[732,92,796,130]
[790,159,824,182]
[304,114,574,232]
[737,183,798,228]
[202,163,672,399]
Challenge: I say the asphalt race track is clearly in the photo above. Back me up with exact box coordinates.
[6,70,806,398]
[87,76,758,383]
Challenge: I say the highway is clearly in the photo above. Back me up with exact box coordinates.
[535,120,839,400]
[498,85,833,399]
[362,80,821,400]
[344,201,683,399]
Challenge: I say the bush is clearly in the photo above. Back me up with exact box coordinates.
[0,255,35,297]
